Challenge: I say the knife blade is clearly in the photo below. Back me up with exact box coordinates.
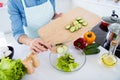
[51,40,71,47]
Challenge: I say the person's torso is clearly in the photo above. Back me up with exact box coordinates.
[21,0,54,38]
[10,0,55,26]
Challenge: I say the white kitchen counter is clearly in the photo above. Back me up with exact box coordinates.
[9,42,120,80]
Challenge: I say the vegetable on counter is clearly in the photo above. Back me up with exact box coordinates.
[84,31,96,45]
[56,53,79,72]
[0,58,26,80]
[73,37,86,49]
[83,43,100,55]
[84,43,100,50]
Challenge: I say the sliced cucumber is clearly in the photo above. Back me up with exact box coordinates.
[78,24,82,29]
[82,22,88,26]
[65,17,88,33]
[73,20,79,25]
[74,25,79,31]
[65,25,71,30]
[78,19,84,23]
[62,45,68,53]
[68,55,74,60]
[56,45,68,54]
[70,26,76,32]
[57,46,64,54]
[76,17,82,21]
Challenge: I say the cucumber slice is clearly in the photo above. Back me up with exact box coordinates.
[82,22,88,26]
[57,46,64,54]
[65,25,71,30]
[62,45,68,53]
[75,25,79,31]
[73,20,79,25]
[76,17,82,21]
[64,17,88,33]
[78,24,82,29]
[57,45,68,53]
[70,26,76,32]
[68,55,74,60]
[78,19,84,23]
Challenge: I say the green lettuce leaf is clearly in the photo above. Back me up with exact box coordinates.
[0,58,26,80]
[56,53,79,72]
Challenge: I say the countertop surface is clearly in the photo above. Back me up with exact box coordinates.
[10,43,120,80]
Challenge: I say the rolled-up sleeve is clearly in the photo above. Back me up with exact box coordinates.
[7,0,25,42]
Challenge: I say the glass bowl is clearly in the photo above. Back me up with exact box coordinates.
[49,45,86,72]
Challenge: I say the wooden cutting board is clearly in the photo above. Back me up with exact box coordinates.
[38,7,101,45]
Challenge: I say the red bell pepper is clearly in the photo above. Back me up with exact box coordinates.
[73,37,86,49]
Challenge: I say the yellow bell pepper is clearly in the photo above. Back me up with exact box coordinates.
[84,31,96,44]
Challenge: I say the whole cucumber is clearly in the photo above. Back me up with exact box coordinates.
[85,43,100,50]
[84,48,100,55]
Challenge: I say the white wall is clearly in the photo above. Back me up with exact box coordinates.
[72,0,120,17]
[0,6,11,34]
[0,0,11,34]
[55,0,73,13]
[56,0,120,17]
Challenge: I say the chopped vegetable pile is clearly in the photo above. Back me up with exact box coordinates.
[56,53,79,72]
[0,58,26,80]
[65,17,88,33]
